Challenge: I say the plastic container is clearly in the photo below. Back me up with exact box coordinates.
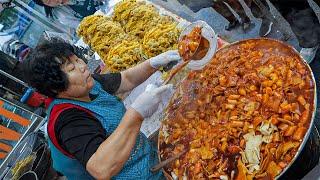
[178,20,218,70]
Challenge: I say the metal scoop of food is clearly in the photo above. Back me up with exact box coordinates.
[190,36,210,60]
[150,148,188,173]
[163,21,216,85]
[179,26,204,61]
[163,27,209,85]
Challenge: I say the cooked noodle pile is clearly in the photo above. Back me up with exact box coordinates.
[77,0,180,72]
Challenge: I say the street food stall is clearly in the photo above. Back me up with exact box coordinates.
[1,0,320,179]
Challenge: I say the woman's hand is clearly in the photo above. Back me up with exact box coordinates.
[130,84,173,118]
[117,50,179,94]
[86,84,172,178]
[149,50,181,69]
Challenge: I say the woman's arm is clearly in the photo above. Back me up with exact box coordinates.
[116,60,156,94]
[116,50,180,94]
[86,84,172,179]
[86,108,143,179]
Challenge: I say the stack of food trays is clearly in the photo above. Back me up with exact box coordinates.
[77,0,184,72]
[159,38,316,180]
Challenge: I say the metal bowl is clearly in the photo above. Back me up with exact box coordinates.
[179,20,218,70]
[158,38,317,179]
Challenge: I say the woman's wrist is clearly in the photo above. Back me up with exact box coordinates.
[126,108,144,122]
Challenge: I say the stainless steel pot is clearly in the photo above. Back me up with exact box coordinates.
[158,38,317,179]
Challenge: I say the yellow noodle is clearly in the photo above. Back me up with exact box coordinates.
[124,4,161,38]
[77,15,104,36]
[105,40,146,72]
[112,0,140,24]
[77,1,181,72]
[143,23,180,57]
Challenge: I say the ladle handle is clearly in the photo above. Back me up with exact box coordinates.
[163,61,189,85]
[150,149,187,172]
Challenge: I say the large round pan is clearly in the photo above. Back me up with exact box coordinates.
[158,38,317,179]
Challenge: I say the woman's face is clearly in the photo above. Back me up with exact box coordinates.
[43,0,68,7]
[58,55,94,99]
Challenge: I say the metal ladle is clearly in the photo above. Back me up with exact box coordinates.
[150,35,210,173]
[150,148,188,173]
[163,35,210,85]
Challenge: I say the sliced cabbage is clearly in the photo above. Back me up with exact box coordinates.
[243,132,263,173]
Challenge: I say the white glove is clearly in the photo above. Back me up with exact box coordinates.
[149,50,181,69]
[130,84,173,119]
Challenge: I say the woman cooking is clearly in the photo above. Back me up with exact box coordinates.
[23,38,180,179]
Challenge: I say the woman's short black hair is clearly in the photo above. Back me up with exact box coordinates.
[33,0,54,17]
[23,38,76,97]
